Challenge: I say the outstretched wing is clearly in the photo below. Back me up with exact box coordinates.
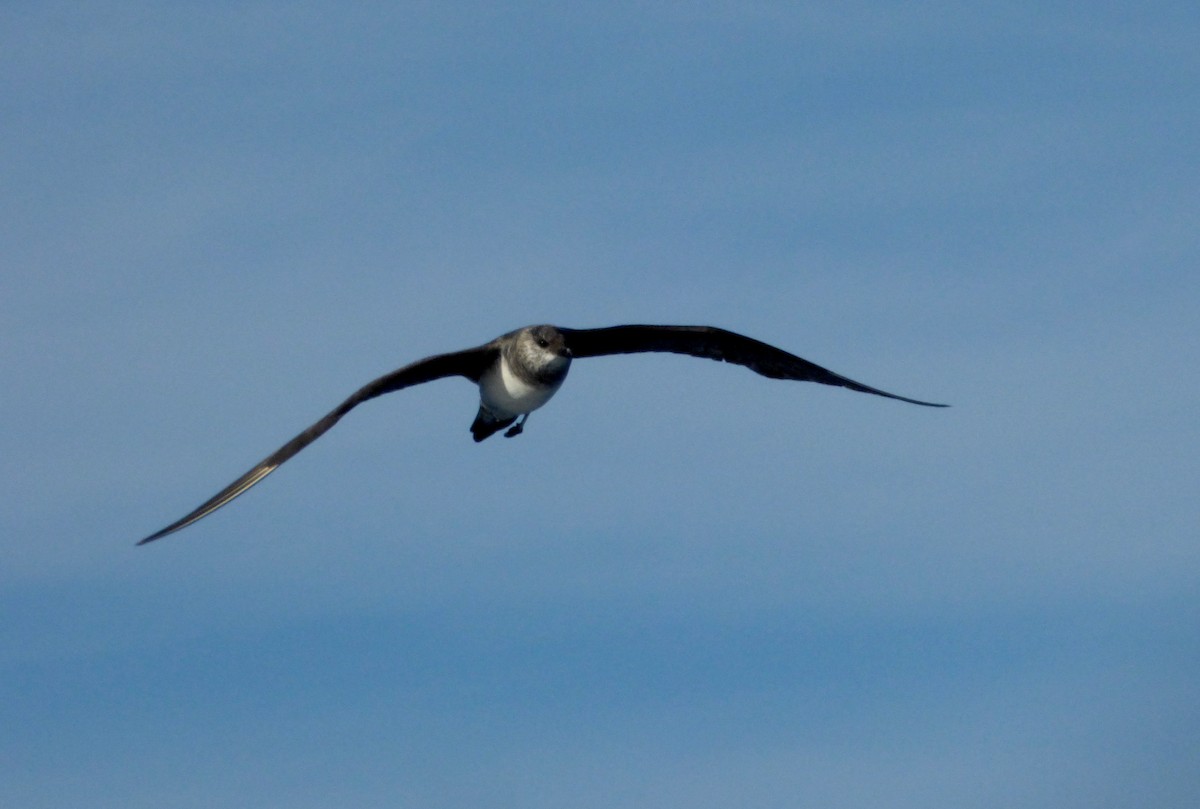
[138,345,496,545]
[559,325,948,407]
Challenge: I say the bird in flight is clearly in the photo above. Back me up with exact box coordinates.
[138,324,947,545]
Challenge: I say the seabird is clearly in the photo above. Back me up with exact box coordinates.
[138,324,946,545]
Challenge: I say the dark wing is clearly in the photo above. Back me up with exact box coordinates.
[559,325,948,407]
[137,345,496,545]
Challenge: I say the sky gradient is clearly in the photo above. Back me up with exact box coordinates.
[3,3,1198,807]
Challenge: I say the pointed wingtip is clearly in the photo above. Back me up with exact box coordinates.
[137,521,188,545]
[885,392,950,408]
[885,389,949,408]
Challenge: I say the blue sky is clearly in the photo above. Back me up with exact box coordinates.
[3,3,1198,806]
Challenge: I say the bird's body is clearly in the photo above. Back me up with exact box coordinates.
[473,325,572,440]
[138,323,946,545]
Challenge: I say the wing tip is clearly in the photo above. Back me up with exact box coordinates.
[136,526,176,546]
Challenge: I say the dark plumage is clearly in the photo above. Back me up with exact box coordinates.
[138,324,946,545]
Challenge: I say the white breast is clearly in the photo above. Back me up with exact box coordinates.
[479,356,563,417]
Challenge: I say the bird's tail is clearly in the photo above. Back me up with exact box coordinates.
[470,405,516,442]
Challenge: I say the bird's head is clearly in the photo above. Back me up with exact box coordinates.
[516,324,572,379]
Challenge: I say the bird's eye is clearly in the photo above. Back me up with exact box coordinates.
[536,337,549,348]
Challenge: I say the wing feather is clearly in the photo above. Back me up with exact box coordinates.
[560,325,947,407]
[138,345,495,545]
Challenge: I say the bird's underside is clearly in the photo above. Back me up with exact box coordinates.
[138,324,947,545]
